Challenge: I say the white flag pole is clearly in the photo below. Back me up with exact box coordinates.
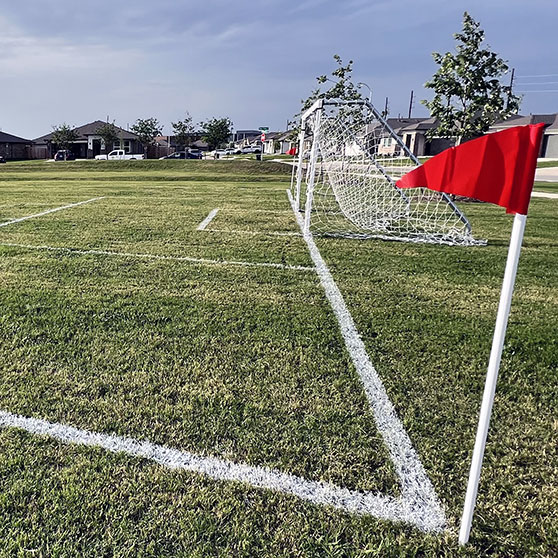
[459,212,527,545]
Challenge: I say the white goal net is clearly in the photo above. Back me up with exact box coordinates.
[291,99,483,246]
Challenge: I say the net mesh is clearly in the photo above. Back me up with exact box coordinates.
[292,101,483,246]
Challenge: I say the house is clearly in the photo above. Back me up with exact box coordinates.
[262,131,296,155]
[489,113,558,158]
[233,130,260,144]
[154,133,209,155]
[373,117,454,157]
[0,131,32,160]
[33,121,143,159]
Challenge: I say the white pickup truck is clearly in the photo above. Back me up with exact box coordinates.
[95,150,145,160]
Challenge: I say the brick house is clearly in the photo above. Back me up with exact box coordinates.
[33,121,143,159]
[0,131,32,160]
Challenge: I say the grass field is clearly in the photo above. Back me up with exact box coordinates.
[534,181,558,193]
[536,160,558,168]
[0,160,556,557]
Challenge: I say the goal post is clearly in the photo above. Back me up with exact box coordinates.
[291,98,482,246]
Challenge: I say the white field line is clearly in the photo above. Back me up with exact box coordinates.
[0,409,439,532]
[204,228,301,237]
[0,242,314,273]
[532,191,558,199]
[0,197,105,228]
[197,208,220,230]
[221,208,293,214]
[287,189,446,532]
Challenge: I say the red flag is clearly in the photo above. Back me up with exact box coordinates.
[396,124,544,214]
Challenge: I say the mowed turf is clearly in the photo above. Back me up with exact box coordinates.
[0,160,556,557]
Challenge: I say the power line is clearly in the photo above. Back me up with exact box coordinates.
[516,81,558,85]
[516,73,558,78]
[515,89,558,93]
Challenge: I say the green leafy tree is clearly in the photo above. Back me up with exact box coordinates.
[293,54,364,140]
[199,117,233,150]
[422,12,521,144]
[171,113,195,151]
[303,54,363,111]
[96,122,120,155]
[50,124,78,159]
[130,117,163,158]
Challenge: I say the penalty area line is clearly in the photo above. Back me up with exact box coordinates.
[0,197,105,228]
[0,409,442,532]
[0,242,314,273]
[197,208,220,230]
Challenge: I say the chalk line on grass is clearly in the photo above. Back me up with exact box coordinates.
[0,409,441,532]
[197,208,220,230]
[531,191,558,199]
[287,189,446,531]
[0,242,314,273]
[0,197,105,228]
[203,228,301,237]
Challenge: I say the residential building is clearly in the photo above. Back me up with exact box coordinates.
[262,132,296,155]
[154,133,209,156]
[233,130,260,144]
[489,113,558,158]
[33,121,142,159]
[0,131,32,160]
[373,117,454,157]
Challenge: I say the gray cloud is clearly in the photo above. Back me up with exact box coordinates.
[1,1,557,138]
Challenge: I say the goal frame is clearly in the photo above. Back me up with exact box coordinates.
[293,98,473,239]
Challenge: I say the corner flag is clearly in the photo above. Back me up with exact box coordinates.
[397,124,544,545]
[397,124,544,214]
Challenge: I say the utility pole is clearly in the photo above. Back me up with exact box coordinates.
[382,97,389,118]
[408,90,414,119]
[507,68,515,109]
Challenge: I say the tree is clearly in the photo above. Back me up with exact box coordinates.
[96,122,120,155]
[50,124,78,159]
[293,54,364,140]
[302,54,363,113]
[199,117,233,150]
[171,113,195,151]
[130,118,163,158]
[422,12,521,144]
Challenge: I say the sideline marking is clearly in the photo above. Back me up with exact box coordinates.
[0,242,314,273]
[531,191,558,199]
[0,197,105,228]
[286,189,446,531]
[0,410,440,532]
[197,208,220,230]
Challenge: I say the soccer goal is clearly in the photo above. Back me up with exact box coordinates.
[291,99,482,246]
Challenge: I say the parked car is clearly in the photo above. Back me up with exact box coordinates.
[0,156,6,164]
[160,151,186,159]
[240,145,261,154]
[54,150,76,161]
[186,149,203,159]
[213,149,232,158]
[159,149,202,160]
[95,150,145,160]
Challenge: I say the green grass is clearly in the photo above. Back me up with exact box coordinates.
[536,160,558,168]
[533,181,558,193]
[0,160,556,556]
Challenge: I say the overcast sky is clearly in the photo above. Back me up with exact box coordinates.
[1,0,557,139]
